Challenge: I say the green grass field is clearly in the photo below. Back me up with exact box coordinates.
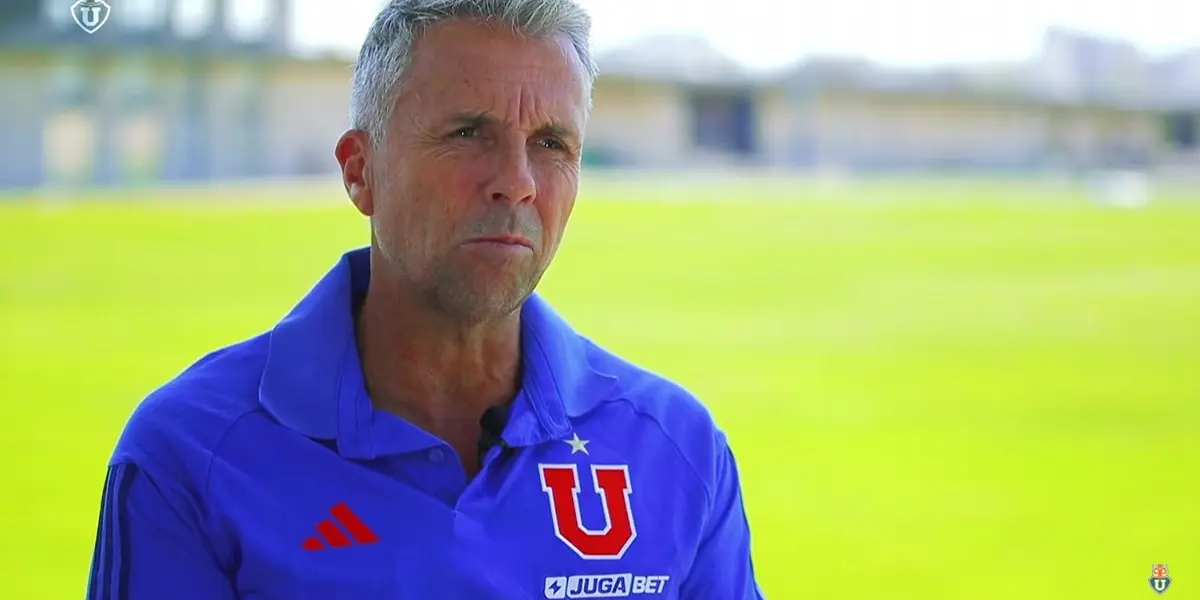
[1,175,1197,599]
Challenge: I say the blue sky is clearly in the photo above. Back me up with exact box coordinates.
[287,0,1197,69]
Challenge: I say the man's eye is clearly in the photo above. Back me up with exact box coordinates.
[452,127,478,138]
[537,138,566,151]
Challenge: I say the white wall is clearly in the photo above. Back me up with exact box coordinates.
[586,78,690,167]
[795,90,1162,170]
[261,59,351,176]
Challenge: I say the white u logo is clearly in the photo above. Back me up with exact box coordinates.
[80,6,102,27]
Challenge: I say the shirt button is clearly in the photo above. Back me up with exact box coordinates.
[427,448,445,463]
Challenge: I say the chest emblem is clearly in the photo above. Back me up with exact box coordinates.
[538,464,636,560]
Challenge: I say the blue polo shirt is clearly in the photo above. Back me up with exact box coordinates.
[87,247,764,599]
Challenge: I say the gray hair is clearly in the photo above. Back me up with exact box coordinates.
[349,0,598,145]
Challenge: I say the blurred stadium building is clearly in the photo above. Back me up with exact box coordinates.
[0,0,1198,190]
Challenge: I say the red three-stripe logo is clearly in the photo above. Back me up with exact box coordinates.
[538,464,637,560]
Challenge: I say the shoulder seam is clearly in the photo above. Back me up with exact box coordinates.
[203,405,262,496]
[606,396,715,506]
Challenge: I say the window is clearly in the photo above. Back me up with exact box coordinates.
[1165,113,1197,150]
[689,91,757,155]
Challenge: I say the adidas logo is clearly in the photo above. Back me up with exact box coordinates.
[301,502,380,551]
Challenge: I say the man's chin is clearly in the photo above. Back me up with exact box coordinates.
[431,281,532,324]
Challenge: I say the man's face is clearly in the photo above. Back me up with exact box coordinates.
[347,19,588,321]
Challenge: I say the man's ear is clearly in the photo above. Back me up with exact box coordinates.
[334,129,375,217]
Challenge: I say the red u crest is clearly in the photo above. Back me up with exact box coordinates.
[538,464,637,560]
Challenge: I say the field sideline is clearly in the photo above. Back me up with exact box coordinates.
[1,176,1197,598]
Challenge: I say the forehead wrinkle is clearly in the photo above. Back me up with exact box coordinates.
[437,77,570,136]
[401,33,585,137]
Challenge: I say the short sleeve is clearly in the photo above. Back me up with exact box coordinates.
[678,441,765,599]
[86,462,238,600]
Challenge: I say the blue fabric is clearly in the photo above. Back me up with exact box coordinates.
[86,247,764,599]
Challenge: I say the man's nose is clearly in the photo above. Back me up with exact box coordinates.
[489,142,536,204]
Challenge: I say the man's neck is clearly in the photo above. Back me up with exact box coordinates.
[354,279,523,460]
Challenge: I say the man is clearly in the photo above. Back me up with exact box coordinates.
[86,0,764,598]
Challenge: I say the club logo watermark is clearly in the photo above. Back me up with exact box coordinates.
[70,0,111,34]
[1150,564,1172,595]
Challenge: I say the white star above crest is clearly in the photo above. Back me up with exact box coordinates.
[564,432,590,455]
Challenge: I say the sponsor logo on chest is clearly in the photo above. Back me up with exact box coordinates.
[537,434,669,598]
[543,574,670,598]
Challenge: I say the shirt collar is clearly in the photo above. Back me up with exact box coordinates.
[258,247,617,458]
